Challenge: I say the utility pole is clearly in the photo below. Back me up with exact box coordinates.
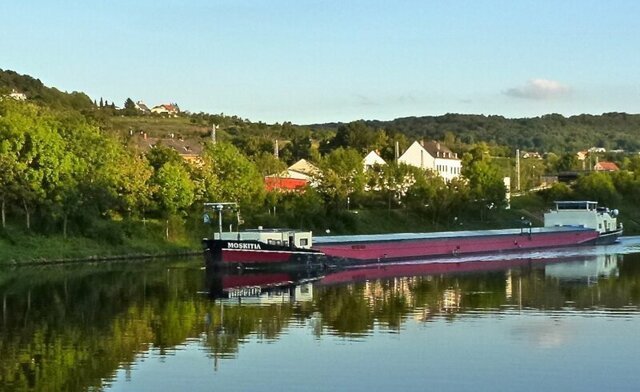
[211,123,217,144]
[516,149,521,192]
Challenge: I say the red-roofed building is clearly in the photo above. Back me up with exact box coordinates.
[264,177,308,192]
[151,103,180,116]
[264,159,320,192]
[594,161,619,172]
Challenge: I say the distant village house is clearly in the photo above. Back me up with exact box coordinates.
[398,140,461,182]
[594,161,619,172]
[135,133,203,166]
[363,150,386,170]
[265,159,320,192]
[520,151,542,159]
[151,103,180,117]
[134,100,151,114]
[7,89,27,101]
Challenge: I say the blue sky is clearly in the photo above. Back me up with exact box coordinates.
[2,1,639,124]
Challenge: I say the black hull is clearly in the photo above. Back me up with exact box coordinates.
[203,238,324,270]
[593,229,623,245]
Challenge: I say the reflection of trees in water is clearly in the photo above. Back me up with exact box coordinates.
[2,254,640,390]
[313,254,640,334]
[0,263,213,391]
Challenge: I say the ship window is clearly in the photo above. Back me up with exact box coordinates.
[300,238,309,246]
[598,224,602,229]
[268,239,276,245]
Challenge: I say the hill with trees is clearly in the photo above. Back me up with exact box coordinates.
[310,112,640,155]
[2,68,640,263]
[0,68,94,111]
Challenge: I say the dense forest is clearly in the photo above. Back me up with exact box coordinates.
[310,112,640,155]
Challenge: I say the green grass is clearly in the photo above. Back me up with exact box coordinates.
[0,219,200,265]
[109,116,210,139]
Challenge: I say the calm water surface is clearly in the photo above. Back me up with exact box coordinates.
[2,238,640,391]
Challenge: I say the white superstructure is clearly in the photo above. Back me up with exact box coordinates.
[544,201,620,234]
[216,228,314,249]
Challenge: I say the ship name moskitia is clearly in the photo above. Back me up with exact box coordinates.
[227,242,262,250]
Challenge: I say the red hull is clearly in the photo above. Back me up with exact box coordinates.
[222,249,296,264]
[319,259,540,285]
[314,230,599,261]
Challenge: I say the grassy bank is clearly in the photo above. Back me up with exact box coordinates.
[0,219,200,265]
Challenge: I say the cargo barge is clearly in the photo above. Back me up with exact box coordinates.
[202,201,622,269]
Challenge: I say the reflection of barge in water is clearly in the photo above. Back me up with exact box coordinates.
[545,254,620,283]
[206,270,318,303]
[203,201,622,269]
[206,254,621,300]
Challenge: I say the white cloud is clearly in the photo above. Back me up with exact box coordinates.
[504,79,571,100]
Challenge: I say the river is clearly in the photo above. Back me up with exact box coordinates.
[2,238,640,391]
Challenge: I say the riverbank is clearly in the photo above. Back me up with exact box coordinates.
[2,194,638,266]
[0,219,201,266]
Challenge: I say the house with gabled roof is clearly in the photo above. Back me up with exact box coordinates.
[264,159,321,192]
[398,140,462,181]
[576,150,589,161]
[151,103,180,116]
[135,134,204,166]
[135,100,151,114]
[363,150,386,170]
[594,161,619,172]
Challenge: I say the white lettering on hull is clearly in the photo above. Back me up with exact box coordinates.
[227,242,262,250]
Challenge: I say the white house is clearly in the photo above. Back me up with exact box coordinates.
[266,159,321,188]
[398,140,462,182]
[8,89,26,101]
[363,150,386,170]
[135,100,151,114]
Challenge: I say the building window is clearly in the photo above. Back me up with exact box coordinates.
[300,238,308,246]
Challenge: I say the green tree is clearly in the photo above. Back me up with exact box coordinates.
[153,161,195,238]
[574,172,619,205]
[324,121,376,154]
[0,155,18,228]
[280,131,312,164]
[554,153,580,172]
[146,144,183,171]
[123,98,137,116]
[199,142,265,213]
[252,152,286,177]
[318,148,366,208]
[462,143,506,218]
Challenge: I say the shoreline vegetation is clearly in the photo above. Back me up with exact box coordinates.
[3,194,639,266]
[0,224,200,266]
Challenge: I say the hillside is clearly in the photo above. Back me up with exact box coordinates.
[4,68,640,158]
[0,68,94,111]
[309,112,640,155]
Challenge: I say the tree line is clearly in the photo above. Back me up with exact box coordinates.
[4,68,640,241]
[310,112,640,155]
[0,99,514,242]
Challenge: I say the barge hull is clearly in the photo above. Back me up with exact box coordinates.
[314,230,600,262]
[204,228,621,269]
